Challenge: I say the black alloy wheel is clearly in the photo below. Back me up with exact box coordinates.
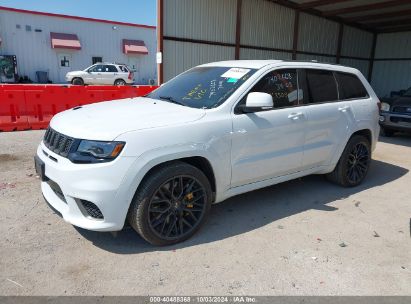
[128,161,212,246]
[346,142,370,184]
[326,135,371,187]
[148,175,207,240]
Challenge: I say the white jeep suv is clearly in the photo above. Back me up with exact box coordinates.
[35,60,380,245]
[65,63,134,86]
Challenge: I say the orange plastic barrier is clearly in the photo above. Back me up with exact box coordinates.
[0,84,158,132]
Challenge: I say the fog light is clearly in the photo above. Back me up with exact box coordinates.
[379,115,385,122]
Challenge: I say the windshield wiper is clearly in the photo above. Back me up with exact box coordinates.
[159,96,186,106]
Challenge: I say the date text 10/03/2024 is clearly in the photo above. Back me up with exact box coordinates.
[149,296,257,303]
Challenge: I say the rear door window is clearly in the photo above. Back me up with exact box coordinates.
[305,69,338,104]
[335,72,368,100]
[104,65,118,72]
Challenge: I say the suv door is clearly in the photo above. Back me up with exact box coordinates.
[86,64,104,84]
[100,65,118,85]
[300,69,352,169]
[230,69,307,187]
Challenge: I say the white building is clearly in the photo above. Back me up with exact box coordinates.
[0,6,157,84]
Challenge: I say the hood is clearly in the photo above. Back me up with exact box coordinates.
[50,97,206,140]
[391,96,411,107]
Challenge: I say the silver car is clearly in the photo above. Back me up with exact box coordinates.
[65,63,134,86]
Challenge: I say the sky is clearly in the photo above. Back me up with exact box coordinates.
[0,0,157,26]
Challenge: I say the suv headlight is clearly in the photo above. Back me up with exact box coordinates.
[69,140,125,163]
[381,102,390,112]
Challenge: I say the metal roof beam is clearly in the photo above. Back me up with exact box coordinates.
[323,0,411,16]
[378,24,411,33]
[367,18,411,29]
[298,0,351,9]
[345,8,411,23]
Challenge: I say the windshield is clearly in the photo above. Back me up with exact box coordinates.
[147,66,257,109]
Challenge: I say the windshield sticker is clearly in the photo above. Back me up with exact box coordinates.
[221,68,250,79]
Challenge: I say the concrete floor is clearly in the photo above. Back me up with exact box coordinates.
[0,130,410,295]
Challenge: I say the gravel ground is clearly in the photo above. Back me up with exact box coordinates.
[0,130,410,296]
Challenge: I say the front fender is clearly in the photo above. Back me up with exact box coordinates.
[114,143,230,221]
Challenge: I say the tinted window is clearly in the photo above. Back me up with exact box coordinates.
[249,69,300,108]
[305,69,338,103]
[89,65,103,72]
[336,72,368,100]
[103,65,118,72]
[119,66,129,72]
[147,66,257,109]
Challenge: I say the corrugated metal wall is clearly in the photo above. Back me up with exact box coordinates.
[0,10,156,84]
[297,13,339,55]
[162,0,374,82]
[241,0,294,50]
[341,26,373,58]
[164,0,237,44]
[163,40,235,81]
[371,31,411,97]
[240,48,292,61]
[340,58,369,77]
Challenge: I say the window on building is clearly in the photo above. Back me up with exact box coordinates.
[92,57,103,65]
[249,69,300,108]
[335,72,368,100]
[16,24,21,29]
[60,56,70,67]
[25,25,31,32]
[305,69,338,103]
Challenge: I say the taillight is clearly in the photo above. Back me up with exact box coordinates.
[128,72,133,80]
[377,99,381,111]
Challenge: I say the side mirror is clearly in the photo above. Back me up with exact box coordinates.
[241,92,273,113]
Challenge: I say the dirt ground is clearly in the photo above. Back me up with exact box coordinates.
[0,130,410,296]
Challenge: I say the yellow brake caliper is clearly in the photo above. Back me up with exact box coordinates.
[185,192,194,208]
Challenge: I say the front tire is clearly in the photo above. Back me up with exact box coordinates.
[326,135,371,187]
[71,78,84,85]
[128,162,212,246]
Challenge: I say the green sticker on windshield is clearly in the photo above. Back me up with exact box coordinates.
[227,78,238,83]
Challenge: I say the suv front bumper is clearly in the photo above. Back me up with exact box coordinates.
[36,142,137,231]
[379,111,411,132]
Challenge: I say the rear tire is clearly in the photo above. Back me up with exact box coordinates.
[127,161,212,246]
[114,79,126,86]
[71,78,84,85]
[380,127,394,137]
[326,135,371,187]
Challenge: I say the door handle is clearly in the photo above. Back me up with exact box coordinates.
[338,105,350,112]
[288,112,304,120]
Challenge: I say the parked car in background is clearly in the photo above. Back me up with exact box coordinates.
[36,60,380,246]
[65,63,134,86]
[379,87,411,136]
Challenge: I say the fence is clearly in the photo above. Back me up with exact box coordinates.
[0,85,158,132]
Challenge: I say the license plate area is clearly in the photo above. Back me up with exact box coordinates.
[34,155,49,182]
